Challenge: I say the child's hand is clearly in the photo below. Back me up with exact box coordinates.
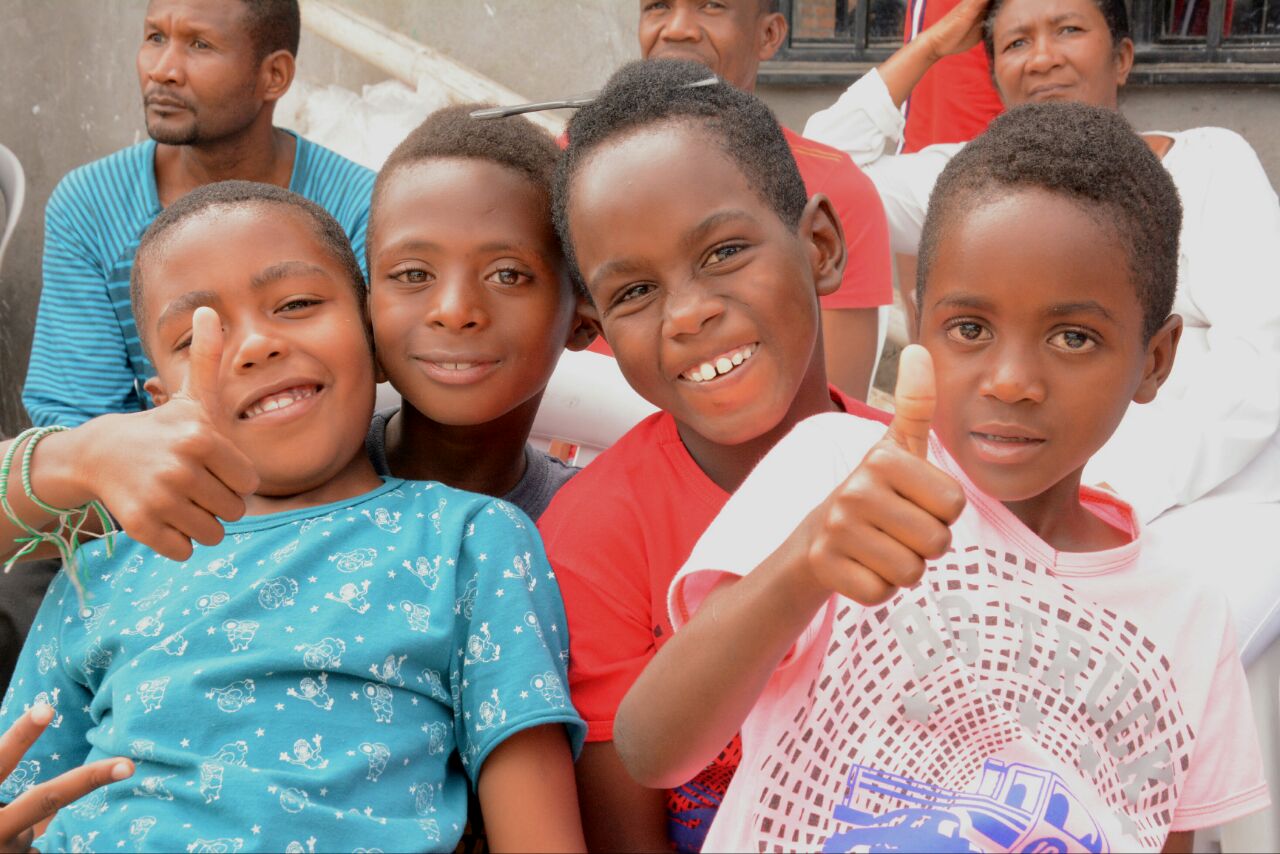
[0,704,132,852]
[922,0,991,61]
[799,345,966,605]
[71,307,259,560]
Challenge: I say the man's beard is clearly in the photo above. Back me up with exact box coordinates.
[146,118,201,146]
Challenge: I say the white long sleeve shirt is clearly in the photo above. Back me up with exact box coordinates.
[804,70,1280,522]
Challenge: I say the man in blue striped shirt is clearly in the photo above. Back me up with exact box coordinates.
[22,0,374,428]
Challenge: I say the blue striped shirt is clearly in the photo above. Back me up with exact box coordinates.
[23,133,374,427]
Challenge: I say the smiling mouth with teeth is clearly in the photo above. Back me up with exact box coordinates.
[681,344,758,384]
[240,385,321,420]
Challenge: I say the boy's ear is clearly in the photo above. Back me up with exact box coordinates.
[143,376,171,407]
[564,295,602,352]
[1133,314,1182,404]
[799,193,846,300]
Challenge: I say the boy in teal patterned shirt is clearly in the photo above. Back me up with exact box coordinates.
[0,181,585,852]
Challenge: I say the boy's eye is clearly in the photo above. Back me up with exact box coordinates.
[392,268,432,285]
[280,297,322,313]
[488,268,531,287]
[945,321,991,343]
[615,283,655,306]
[1049,329,1097,352]
[706,243,747,266]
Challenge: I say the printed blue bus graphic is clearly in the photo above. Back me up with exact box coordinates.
[821,759,1110,853]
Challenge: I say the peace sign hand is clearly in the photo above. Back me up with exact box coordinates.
[797,345,966,605]
[0,705,132,853]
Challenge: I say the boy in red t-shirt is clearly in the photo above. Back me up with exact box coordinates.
[539,59,890,852]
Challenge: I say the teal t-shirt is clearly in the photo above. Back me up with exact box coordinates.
[0,478,584,853]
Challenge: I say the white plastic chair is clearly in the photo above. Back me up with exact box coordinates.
[0,144,25,273]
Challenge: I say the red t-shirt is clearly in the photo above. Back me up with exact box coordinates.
[539,387,889,850]
[901,0,1004,153]
[584,128,893,356]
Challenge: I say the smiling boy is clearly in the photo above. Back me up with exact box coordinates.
[615,103,1267,853]
[539,59,890,850]
[0,182,585,852]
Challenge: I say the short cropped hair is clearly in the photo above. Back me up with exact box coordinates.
[368,103,562,274]
[918,101,1181,341]
[552,58,808,294]
[131,180,367,357]
[238,0,301,60]
[984,0,1129,62]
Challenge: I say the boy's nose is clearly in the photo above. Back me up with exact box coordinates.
[233,330,287,371]
[426,280,488,332]
[662,281,724,339]
[979,351,1047,404]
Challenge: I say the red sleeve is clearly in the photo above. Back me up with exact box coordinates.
[539,472,654,743]
[816,156,894,311]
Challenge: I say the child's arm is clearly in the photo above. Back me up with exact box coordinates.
[478,724,584,853]
[1162,831,1193,853]
[0,309,257,564]
[615,347,965,787]
[0,705,134,853]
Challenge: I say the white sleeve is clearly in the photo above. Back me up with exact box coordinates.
[803,68,955,255]
[669,413,881,629]
[1085,130,1280,522]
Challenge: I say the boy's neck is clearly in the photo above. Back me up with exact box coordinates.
[384,398,540,499]
[677,359,837,494]
[243,452,384,518]
[1002,468,1132,553]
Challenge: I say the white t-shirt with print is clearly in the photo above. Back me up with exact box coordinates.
[670,412,1268,853]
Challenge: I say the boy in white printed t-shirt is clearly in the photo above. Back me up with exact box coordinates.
[612,103,1268,853]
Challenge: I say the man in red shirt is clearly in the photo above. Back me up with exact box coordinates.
[637,0,893,400]
[900,0,1004,152]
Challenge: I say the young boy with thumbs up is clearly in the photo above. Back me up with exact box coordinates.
[0,181,587,853]
[613,103,1269,852]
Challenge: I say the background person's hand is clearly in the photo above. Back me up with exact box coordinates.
[799,345,966,605]
[68,306,259,561]
[0,704,132,852]
[922,0,992,60]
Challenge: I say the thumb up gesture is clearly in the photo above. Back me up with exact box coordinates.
[799,345,966,605]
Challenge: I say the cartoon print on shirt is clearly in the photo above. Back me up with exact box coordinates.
[296,512,334,535]
[128,817,156,852]
[329,547,377,573]
[503,552,536,592]
[80,640,112,680]
[429,498,447,535]
[416,668,449,703]
[34,638,59,674]
[77,603,109,631]
[68,786,108,819]
[26,689,62,727]
[521,610,543,641]
[137,677,170,713]
[271,539,300,565]
[411,781,442,841]
[67,831,98,853]
[361,507,402,534]
[199,761,225,804]
[222,619,260,653]
[150,630,189,656]
[403,556,441,590]
[132,774,176,801]
[206,679,256,713]
[369,653,406,686]
[283,838,316,854]
[0,759,40,800]
[121,609,165,639]
[129,739,156,761]
[279,735,328,770]
[454,575,478,619]
[422,720,449,756]
[364,682,394,723]
[209,740,249,767]
[286,672,334,711]
[400,600,430,633]
[465,623,501,665]
[324,580,371,614]
[110,553,143,589]
[131,578,172,611]
[475,689,506,732]
[194,554,238,581]
[186,838,244,854]
[295,637,346,670]
[257,576,299,610]
[492,499,525,530]
[530,672,566,708]
[279,787,311,814]
[195,592,231,615]
[359,741,390,781]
